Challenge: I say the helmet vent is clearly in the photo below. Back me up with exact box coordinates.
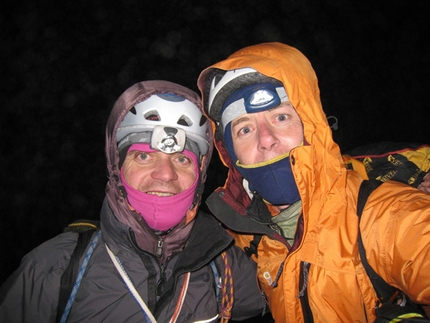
[144,110,160,121]
[213,73,225,87]
[177,115,193,127]
[199,115,207,126]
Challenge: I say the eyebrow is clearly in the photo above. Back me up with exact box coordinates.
[232,103,292,128]
[232,116,250,128]
[269,102,292,111]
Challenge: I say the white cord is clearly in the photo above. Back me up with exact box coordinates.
[105,243,157,323]
[192,315,220,323]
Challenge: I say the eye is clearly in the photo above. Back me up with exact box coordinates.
[276,114,288,122]
[137,152,150,161]
[239,126,251,135]
[177,154,192,165]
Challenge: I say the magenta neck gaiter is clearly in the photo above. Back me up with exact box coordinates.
[120,144,199,231]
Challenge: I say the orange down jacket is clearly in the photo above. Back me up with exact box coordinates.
[197,42,430,322]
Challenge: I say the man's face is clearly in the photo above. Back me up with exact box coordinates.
[121,150,197,196]
[230,102,304,165]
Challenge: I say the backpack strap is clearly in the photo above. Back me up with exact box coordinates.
[55,220,100,323]
[210,260,221,302]
[357,180,400,303]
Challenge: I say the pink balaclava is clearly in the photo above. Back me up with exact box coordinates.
[120,143,199,231]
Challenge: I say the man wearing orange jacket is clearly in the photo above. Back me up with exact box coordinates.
[197,42,430,322]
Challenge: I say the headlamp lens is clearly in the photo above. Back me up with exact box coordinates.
[246,89,280,112]
[151,125,186,153]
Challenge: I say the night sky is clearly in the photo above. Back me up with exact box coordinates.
[2,0,429,284]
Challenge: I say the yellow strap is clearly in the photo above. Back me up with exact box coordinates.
[343,155,369,180]
[68,222,99,229]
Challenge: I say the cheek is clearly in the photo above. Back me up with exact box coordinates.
[283,123,304,147]
[122,166,146,190]
[234,144,257,165]
[179,168,198,189]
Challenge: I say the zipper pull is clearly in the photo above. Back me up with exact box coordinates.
[156,237,164,258]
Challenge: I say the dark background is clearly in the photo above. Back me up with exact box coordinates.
[1,0,429,289]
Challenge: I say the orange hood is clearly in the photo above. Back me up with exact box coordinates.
[197,42,347,216]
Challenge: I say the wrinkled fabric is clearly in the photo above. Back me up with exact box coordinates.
[197,42,430,322]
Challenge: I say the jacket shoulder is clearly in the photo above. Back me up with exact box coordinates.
[360,181,430,304]
[0,232,81,322]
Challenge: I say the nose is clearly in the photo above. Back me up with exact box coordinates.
[151,155,178,182]
[257,121,279,151]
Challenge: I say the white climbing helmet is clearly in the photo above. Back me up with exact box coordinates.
[116,92,210,162]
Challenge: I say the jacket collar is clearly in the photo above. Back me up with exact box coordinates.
[101,197,232,265]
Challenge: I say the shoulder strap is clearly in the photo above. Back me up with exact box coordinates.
[210,259,222,312]
[55,220,100,323]
[357,180,399,303]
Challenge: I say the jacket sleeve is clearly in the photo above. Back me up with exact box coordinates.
[362,182,430,305]
[0,233,77,323]
[227,245,266,320]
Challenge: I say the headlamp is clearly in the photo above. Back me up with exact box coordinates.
[220,82,288,134]
[151,125,186,153]
[245,87,281,112]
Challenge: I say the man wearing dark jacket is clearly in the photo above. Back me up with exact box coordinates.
[0,80,265,322]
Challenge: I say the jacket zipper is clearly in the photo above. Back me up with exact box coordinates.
[298,261,314,323]
[156,236,164,258]
[156,236,166,296]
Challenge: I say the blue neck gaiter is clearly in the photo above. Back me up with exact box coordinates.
[236,153,300,205]
[223,123,300,206]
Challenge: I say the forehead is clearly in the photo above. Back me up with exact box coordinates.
[231,102,297,125]
[220,82,288,133]
[125,149,198,165]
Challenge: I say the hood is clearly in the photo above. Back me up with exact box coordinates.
[105,80,213,248]
[197,42,346,215]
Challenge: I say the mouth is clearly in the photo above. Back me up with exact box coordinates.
[146,191,175,197]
